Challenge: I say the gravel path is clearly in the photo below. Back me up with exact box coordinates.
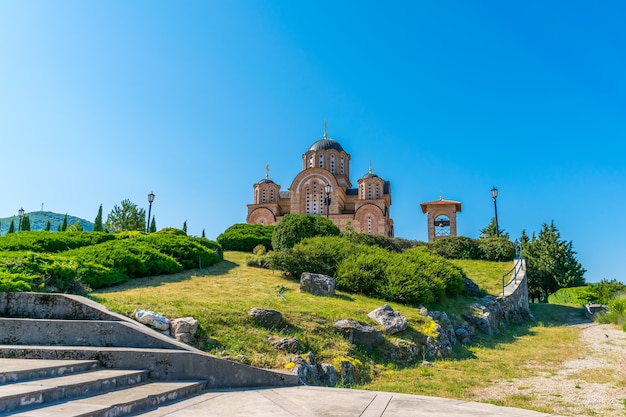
[473,322,626,416]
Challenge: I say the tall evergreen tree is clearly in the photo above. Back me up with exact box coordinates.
[149,216,157,233]
[480,217,509,239]
[182,221,187,235]
[93,204,104,232]
[202,229,206,238]
[7,219,15,234]
[522,221,586,301]
[21,215,31,231]
[44,220,51,231]
[61,214,68,232]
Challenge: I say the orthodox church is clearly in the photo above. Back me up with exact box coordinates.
[246,127,394,237]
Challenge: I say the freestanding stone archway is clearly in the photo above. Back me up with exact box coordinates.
[420,197,462,242]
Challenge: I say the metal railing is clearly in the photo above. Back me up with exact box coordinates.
[501,239,524,297]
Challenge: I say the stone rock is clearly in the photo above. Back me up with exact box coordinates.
[388,339,421,364]
[455,327,472,344]
[248,307,283,328]
[334,319,384,349]
[293,362,319,385]
[339,360,355,385]
[300,273,335,296]
[170,317,198,343]
[367,304,408,334]
[463,278,483,297]
[270,337,300,353]
[289,353,337,387]
[320,364,338,387]
[463,303,497,336]
[134,309,170,331]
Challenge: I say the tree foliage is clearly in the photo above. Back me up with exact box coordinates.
[271,214,340,251]
[61,214,68,232]
[522,222,586,301]
[149,216,157,233]
[20,215,31,232]
[93,204,104,232]
[8,220,15,234]
[480,217,509,239]
[44,220,51,231]
[105,199,146,233]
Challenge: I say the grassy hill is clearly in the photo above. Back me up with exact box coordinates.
[92,251,587,415]
[0,211,93,234]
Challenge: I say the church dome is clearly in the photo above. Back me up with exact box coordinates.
[361,172,379,179]
[308,138,345,153]
[258,178,275,184]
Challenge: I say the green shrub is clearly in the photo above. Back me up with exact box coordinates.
[217,224,274,252]
[344,233,403,253]
[335,248,389,294]
[135,234,222,270]
[596,294,626,326]
[271,214,340,251]
[0,272,32,292]
[587,279,626,304]
[270,236,354,278]
[0,231,115,253]
[548,286,593,306]
[157,228,188,236]
[477,237,516,261]
[428,236,480,259]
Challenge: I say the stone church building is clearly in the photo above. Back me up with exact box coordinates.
[246,130,394,237]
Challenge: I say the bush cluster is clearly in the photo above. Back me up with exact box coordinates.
[271,236,465,306]
[217,224,274,252]
[0,231,223,293]
[271,214,340,251]
[428,236,515,261]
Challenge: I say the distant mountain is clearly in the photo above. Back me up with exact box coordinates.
[0,211,94,234]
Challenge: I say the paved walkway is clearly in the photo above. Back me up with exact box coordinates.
[137,386,563,417]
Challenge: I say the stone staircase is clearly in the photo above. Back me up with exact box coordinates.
[0,292,299,416]
[0,358,206,416]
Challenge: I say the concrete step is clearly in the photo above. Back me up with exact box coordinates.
[0,368,148,414]
[0,359,99,384]
[6,380,207,417]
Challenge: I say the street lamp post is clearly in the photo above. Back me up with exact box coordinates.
[324,184,332,218]
[490,187,499,238]
[147,192,155,232]
[18,207,24,232]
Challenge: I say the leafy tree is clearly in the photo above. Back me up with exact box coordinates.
[182,221,187,235]
[44,220,51,231]
[480,217,509,239]
[7,219,15,234]
[61,214,68,232]
[93,204,104,232]
[68,221,84,232]
[105,199,146,233]
[522,221,586,301]
[271,214,340,251]
[149,216,157,233]
[21,215,31,231]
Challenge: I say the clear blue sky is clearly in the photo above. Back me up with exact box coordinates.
[1,1,624,283]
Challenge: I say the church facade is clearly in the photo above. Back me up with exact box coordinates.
[246,130,394,237]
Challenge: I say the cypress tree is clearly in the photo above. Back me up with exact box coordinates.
[202,229,206,238]
[45,220,51,231]
[149,216,157,233]
[182,221,187,235]
[61,214,68,232]
[21,215,31,231]
[7,219,15,234]
[93,204,103,232]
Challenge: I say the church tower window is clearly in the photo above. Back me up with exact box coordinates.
[375,184,380,199]
[262,189,267,203]
[330,155,335,174]
[308,155,313,168]
[367,184,372,200]
[319,154,324,168]
[270,189,275,203]
[367,216,372,234]
[340,157,345,174]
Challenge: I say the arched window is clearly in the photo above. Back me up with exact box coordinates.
[367,216,372,234]
[319,154,324,168]
[330,155,335,174]
[360,184,364,199]
[308,155,313,168]
[375,184,380,199]
[367,184,372,200]
[340,157,345,174]
[270,189,275,203]
[262,189,267,203]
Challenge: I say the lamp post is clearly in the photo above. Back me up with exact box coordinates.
[490,186,499,238]
[147,192,155,232]
[324,184,332,218]
[18,207,24,232]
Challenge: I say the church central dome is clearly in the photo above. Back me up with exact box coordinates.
[308,138,345,152]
